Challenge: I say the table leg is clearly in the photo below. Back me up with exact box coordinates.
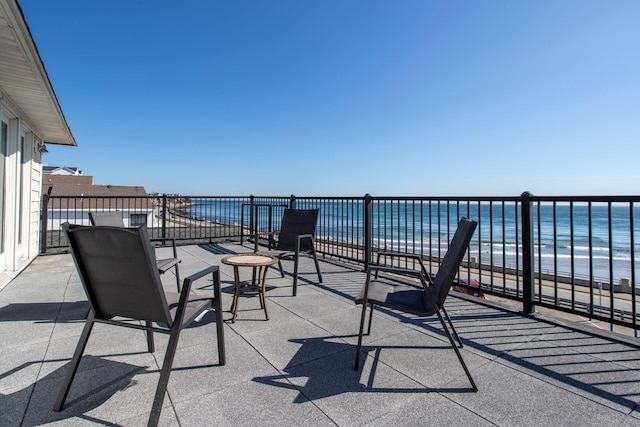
[259,265,269,320]
[231,266,241,323]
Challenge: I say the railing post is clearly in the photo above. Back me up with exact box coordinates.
[249,195,255,239]
[290,194,296,209]
[240,201,246,244]
[161,194,167,240]
[40,186,52,254]
[521,191,536,314]
[364,194,373,270]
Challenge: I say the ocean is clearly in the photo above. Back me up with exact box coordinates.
[187,198,640,285]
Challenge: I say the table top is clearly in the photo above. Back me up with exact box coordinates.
[222,254,278,267]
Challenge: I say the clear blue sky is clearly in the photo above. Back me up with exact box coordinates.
[20,0,640,196]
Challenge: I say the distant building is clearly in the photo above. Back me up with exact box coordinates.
[0,0,76,286]
[42,175,155,229]
[43,166,82,176]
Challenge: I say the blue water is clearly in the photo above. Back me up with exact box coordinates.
[187,199,640,284]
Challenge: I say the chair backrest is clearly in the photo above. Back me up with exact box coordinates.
[429,217,477,309]
[64,223,172,325]
[276,209,319,251]
[89,211,125,227]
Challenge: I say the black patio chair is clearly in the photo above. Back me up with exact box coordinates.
[53,223,225,427]
[89,211,182,292]
[254,208,322,296]
[354,217,478,391]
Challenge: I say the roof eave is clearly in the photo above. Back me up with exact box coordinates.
[0,0,76,147]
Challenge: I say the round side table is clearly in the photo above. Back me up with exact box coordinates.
[222,254,278,323]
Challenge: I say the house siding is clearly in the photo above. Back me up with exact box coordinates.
[0,101,42,285]
[29,154,42,259]
[0,0,76,288]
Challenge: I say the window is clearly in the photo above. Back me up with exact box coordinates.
[0,121,6,254]
[130,214,147,227]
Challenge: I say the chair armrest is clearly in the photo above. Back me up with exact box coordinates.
[359,266,428,307]
[366,265,429,289]
[374,251,430,282]
[367,265,423,278]
[294,233,316,253]
[182,264,219,285]
[376,250,423,262]
[179,265,219,298]
[252,231,277,251]
[296,233,313,243]
[175,265,222,333]
[149,237,178,258]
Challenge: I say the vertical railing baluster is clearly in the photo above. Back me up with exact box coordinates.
[364,194,373,270]
[536,202,542,303]
[502,201,506,296]
[630,202,637,336]
[553,201,558,304]
[588,202,594,318]
[161,194,167,241]
[608,202,614,330]
[249,195,256,243]
[521,191,536,314]
[570,202,576,310]
[489,200,494,290]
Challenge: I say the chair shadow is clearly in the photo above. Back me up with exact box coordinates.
[251,335,475,404]
[2,355,144,427]
[253,315,640,412]
[298,264,640,409]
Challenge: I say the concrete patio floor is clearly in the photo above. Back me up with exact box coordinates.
[1,242,640,426]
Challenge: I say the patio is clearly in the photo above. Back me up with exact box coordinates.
[1,242,640,426]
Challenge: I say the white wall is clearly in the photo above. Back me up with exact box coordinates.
[0,97,43,278]
[47,210,154,230]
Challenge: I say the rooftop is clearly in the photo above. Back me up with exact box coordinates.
[2,242,640,426]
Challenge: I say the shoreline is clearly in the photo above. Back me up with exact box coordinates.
[154,204,636,293]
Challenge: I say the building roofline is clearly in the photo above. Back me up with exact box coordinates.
[0,0,76,146]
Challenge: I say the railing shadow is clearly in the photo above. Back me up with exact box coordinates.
[0,297,225,331]
[0,301,88,323]
[198,243,239,255]
[255,268,640,413]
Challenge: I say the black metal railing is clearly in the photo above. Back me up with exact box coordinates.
[41,192,640,333]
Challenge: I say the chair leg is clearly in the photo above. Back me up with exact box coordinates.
[292,253,299,297]
[277,260,284,277]
[442,306,463,348]
[354,300,370,370]
[174,264,181,293]
[366,304,374,335]
[53,313,96,411]
[148,327,181,427]
[311,246,323,283]
[172,242,181,293]
[213,270,226,366]
[145,321,155,353]
[435,308,477,391]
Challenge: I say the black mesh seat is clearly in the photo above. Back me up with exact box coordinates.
[254,208,322,296]
[53,223,225,427]
[89,211,182,291]
[354,217,478,391]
